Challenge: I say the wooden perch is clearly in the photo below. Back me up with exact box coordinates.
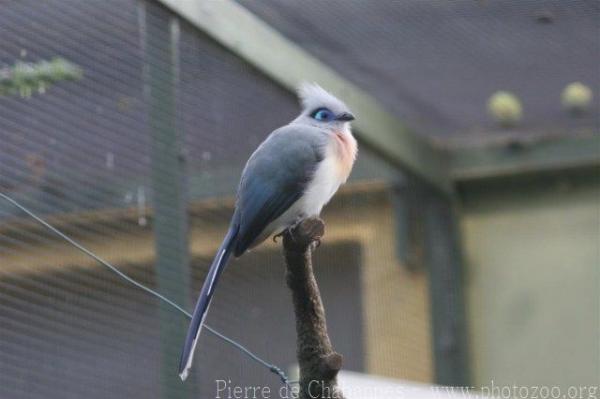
[282,218,345,399]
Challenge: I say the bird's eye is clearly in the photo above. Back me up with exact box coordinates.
[312,108,334,121]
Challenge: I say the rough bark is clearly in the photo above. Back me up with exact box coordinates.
[282,218,345,399]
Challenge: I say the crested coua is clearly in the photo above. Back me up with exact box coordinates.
[178,83,357,380]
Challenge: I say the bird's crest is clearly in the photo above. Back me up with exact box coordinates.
[297,82,349,114]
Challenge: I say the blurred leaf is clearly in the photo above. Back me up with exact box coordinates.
[0,57,83,98]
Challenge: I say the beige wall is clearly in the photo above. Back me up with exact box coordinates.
[461,175,600,389]
[324,188,433,382]
[0,184,434,383]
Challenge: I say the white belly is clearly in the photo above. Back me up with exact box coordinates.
[296,153,343,217]
[248,135,356,249]
[263,151,344,238]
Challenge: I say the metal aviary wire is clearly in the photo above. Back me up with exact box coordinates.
[0,192,294,387]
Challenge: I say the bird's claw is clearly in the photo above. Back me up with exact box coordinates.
[273,232,284,243]
[273,218,322,247]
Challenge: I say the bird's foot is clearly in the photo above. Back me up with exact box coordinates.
[273,231,284,243]
[283,217,325,252]
[274,217,305,244]
[286,216,309,244]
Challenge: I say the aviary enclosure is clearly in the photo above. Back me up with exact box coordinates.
[0,1,598,398]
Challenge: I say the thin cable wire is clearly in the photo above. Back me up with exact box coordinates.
[0,192,294,387]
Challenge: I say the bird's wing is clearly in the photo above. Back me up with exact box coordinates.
[233,125,326,256]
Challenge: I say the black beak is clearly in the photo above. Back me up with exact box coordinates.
[336,112,355,122]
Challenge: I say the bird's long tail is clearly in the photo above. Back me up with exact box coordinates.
[178,225,238,381]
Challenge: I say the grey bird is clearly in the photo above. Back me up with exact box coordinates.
[178,83,357,380]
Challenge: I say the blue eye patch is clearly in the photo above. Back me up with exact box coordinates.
[311,107,334,122]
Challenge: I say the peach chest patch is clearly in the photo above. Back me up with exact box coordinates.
[331,131,357,181]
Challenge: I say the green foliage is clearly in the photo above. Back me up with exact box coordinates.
[0,57,83,98]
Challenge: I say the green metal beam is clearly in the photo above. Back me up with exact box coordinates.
[155,0,452,193]
[422,188,470,386]
[144,3,192,397]
[450,133,600,181]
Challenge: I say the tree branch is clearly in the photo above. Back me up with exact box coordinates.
[283,218,345,399]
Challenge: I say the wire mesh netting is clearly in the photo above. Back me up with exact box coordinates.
[0,1,428,398]
[3,1,598,398]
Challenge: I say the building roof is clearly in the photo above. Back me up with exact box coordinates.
[241,0,599,139]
